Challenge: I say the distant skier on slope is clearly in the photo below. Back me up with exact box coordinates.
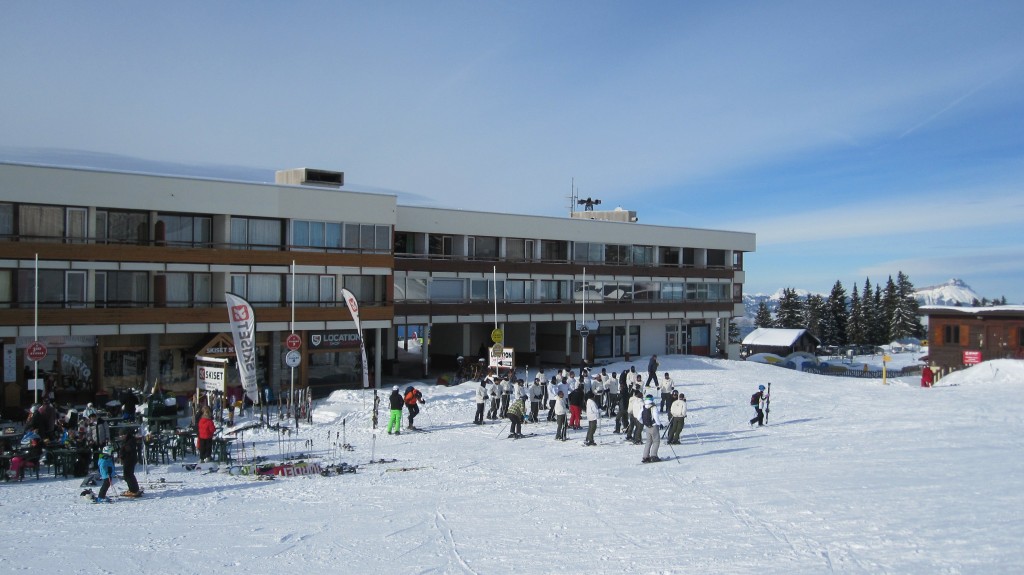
[387,386,404,435]
[640,395,662,463]
[749,385,768,427]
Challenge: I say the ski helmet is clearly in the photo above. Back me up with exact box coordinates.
[101,445,114,456]
[758,385,765,391]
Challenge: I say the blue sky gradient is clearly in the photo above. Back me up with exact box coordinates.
[2,1,1022,301]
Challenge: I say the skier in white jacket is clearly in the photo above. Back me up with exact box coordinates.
[666,392,687,444]
[584,391,600,446]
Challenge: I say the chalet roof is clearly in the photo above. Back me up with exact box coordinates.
[920,305,1024,318]
[741,328,816,347]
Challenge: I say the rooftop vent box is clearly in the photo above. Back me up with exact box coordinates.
[275,168,344,188]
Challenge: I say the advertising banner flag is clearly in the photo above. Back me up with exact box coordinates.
[340,288,371,389]
[225,292,260,403]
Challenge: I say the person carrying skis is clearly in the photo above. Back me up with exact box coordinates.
[749,384,768,427]
[666,392,687,444]
[387,386,404,435]
[404,386,424,429]
[94,445,115,502]
[507,394,526,439]
[474,380,487,424]
[584,391,600,446]
[640,396,662,463]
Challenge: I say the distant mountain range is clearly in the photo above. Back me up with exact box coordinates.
[741,278,983,323]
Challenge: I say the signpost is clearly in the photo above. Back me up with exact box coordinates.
[285,350,301,368]
[285,333,302,351]
[963,350,982,365]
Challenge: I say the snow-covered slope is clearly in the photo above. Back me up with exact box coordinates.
[3,356,1023,574]
[914,278,981,306]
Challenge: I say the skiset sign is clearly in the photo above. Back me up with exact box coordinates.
[197,365,226,393]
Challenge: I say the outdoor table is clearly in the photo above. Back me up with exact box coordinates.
[47,447,87,478]
[212,437,236,463]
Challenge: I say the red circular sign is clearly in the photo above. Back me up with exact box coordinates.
[26,341,48,362]
[285,333,302,351]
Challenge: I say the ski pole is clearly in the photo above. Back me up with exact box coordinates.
[495,421,509,439]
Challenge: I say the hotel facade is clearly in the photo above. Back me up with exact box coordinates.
[0,162,754,415]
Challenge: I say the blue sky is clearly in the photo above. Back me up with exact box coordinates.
[2,1,1023,302]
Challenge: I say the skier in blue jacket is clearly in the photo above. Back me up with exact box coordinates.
[95,445,115,502]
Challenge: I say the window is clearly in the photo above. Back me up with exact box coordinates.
[505,280,532,303]
[537,280,568,302]
[66,208,88,243]
[944,325,961,346]
[429,234,453,257]
[167,273,212,307]
[342,275,378,305]
[707,249,727,268]
[231,217,282,250]
[19,205,64,240]
[97,271,149,307]
[342,223,390,252]
[633,281,659,301]
[733,251,743,270]
[661,282,685,301]
[394,232,416,255]
[682,248,695,267]
[686,283,709,301]
[288,275,335,305]
[229,274,282,305]
[0,204,13,238]
[470,280,503,302]
[660,246,680,266]
[605,244,629,265]
[0,269,11,308]
[470,236,498,260]
[429,278,465,302]
[158,214,212,247]
[18,269,64,305]
[506,238,532,262]
[631,245,654,265]
[540,240,568,262]
[573,242,603,263]
[99,210,149,244]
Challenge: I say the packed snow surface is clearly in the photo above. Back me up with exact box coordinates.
[3,355,1023,574]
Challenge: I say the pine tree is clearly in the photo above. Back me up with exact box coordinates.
[803,293,826,340]
[858,279,876,344]
[894,271,924,339]
[775,288,805,329]
[870,285,886,345]
[754,301,773,328]
[882,276,899,341]
[728,319,741,343]
[822,280,848,346]
[846,284,864,344]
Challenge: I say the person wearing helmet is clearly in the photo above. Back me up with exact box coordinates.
[749,385,768,427]
[473,380,487,425]
[95,445,115,502]
[387,386,404,435]
[659,372,674,413]
[640,395,662,463]
[404,386,424,430]
[667,392,687,444]
[627,390,644,445]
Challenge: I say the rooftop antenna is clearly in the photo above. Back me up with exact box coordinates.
[567,177,578,216]
[577,197,602,211]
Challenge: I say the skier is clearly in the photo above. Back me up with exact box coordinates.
[553,390,568,441]
[94,445,115,503]
[197,406,216,463]
[659,372,674,413]
[627,390,644,445]
[666,392,687,444]
[749,384,768,427]
[499,377,512,418]
[404,386,424,429]
[118,429,143,497]
[387,386,404,435]
[921,365,934,388]
[546,377,559,422]
[529,378,543,423]
[473,381,487,424]
[507,394,526,439]
[568,382,585,430]
[614,376,630,434]
[584,391,600,446]
[607,372,620,418]
[486,378,502,420]
[640,396,662,463]
[646,355,660,388]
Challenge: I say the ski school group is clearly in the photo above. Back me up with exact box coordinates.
[384,355,771,465]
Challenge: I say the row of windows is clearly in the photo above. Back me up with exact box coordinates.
[0,270,382,308]
[0,204,391,252]
[396,278,732,304]
[396,231,736,268]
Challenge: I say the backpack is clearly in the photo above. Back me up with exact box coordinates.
[641,406,654,427]
[750,392,761,406]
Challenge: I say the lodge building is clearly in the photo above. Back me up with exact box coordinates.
[0,162,755,416]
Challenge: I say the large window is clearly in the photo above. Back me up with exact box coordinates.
[537,280,568,302]
[631,245,654,265]
[18,269,64,305]
[344,223,390,253]
[471,280,503,302]
[292,220,342,250]
[98,210,149,244]
[572,242,603,263]
[430,278,465,302]
[469,236,498,260]
[605,244,629,265]
[19,205,64,240]
[231,274,281,305]
[660,246,680,266]
[166,273,212,307]
[0,204,13,238]
[707,249,727,268]
[231,217,282,250]
[394,232,416,255]
[505,238,533,262]
[97,271,149,307]
[287,274,335,305]
[540,240,568,262]
[505,280,533,303]
[158,214,212,247]
[429,234,453,257]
